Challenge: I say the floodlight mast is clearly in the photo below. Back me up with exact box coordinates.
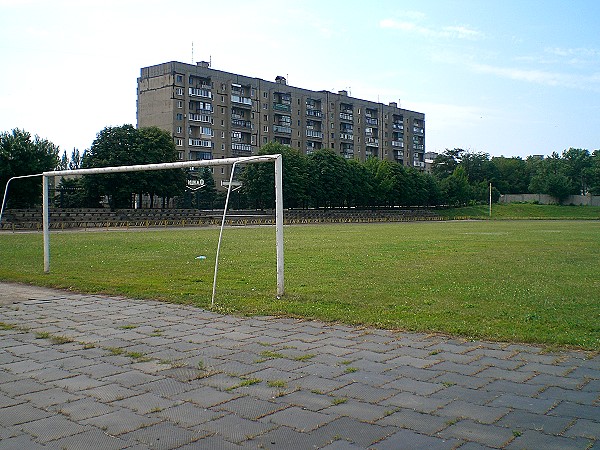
[41,154,284,297]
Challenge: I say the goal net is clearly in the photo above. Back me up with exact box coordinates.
[40,154,284,304]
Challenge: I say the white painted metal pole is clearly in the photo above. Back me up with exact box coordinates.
[489,182,492,218]
[43,175,50,273]
[274,154,284,297]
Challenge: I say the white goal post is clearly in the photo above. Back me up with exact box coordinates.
[41,154,284,300]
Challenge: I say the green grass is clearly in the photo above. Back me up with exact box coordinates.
[0,220,598,349]
[437,203,600,220]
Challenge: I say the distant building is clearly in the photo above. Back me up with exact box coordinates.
[137,61,425,186]
[424,151,439,173]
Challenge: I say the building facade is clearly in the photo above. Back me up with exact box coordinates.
[137,61,425,185]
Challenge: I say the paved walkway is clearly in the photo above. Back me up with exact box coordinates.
[0,283,598,449]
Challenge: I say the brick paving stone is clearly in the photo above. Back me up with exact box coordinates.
[54,355,97,370]
[49,428,131,450]
[197,372,248,391]
[320,440,364,449]
[0,434,48,450]
[289,374,350,393]
[27,366,77,383]
[315,416,397,447]
[496,410,572,435]
[329,382,397,404]
[175,385,238,407]
[80,408,161,435]
[483,379,544,396]
[336,369,396,387]
[430,360,483,376]
[2,359,46,374]
[54,397,117,421]
[563,418,600,440]
[4,343,46,356]
[474,357,525,371]
[178,434,246,449]
[321,399,391,422]
[78,362,129,378]
[137,377,194,397]
[504,429,593,450]
[434,385,501,406]
[382,378,444,396]
[537,386,599,405]
[438,419,515,448]
[251,424,333,449]
[294,362,349,378]
[101,370,162,388]
[0,403,51,426]
[548,401,599,421]
[17,387,80,408]
[376,408,450,435]
[526,373,583,389]
[112,392,180,415]
[264,406,334,432]
[0,379,49,397]
[199,413,276,444]
[248,367,303,383]
[274,390,341,411]
[82,383,141,402]
[386,355,441,369]
[372,427,459,450]
[214,397,286,420]
[157,402,222,426]
[437,400,510,424]
[0,393,23,408]
[381,391,452,413]
[488,392,557,414]
[384,365,441,381]
[120,421,201,450]
[16,414,88,443]
[431,372,492,389]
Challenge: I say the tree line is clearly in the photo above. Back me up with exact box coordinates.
[2,126,599,209]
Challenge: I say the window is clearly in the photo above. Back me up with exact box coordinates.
[263,114,268,121]
[221,107,225,114]
[263,92,268,98]
[263,125,268,132]
[221,120,224,126]
[176,113,183,120]
[221,131,225,138]
[177,101,183,108]
[176,75,183,83]
[176,126,182,133]
[176,138,182,146]
[263,137,268,144]
[221,144,225,150]
[221,83,226,91]
[221,168,224,175]
[176,87,183,96]
[263,103,268,109]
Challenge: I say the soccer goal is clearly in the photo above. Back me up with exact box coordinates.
[40,154,284,304]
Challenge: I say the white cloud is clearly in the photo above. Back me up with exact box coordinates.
[379,19,482,40]
[470,63,600,91]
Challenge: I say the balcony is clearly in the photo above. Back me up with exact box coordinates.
[189,138,212,148]
[393,150,404,161]
[273,102,291,112]
[273,125,291,134]
[340,132,353,141]
[231,95,252,106]
[365,137,379,147]
[232,143,253,154]
[413,161,425,168]
[413,144,424,150]
[391,140,404,148]
[189,113,212,123]
[232,118,252,129]
[189,87,212,98]
[393,123,404,131]
[306,109,323,118]
[339,112,353,121]
[342,152,354,159]
[365,117,378,126]
[413,127,424,135]
[306,129,323,138]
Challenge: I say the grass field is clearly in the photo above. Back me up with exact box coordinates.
[437,203,600,220]
[0,220,598,350]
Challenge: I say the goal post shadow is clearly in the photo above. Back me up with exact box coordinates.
[40,154,284,303]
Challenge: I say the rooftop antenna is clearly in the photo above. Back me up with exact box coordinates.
[191,41,194,63]
[209,55,212,68]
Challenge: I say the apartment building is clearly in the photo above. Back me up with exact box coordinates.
[137,61,425,185]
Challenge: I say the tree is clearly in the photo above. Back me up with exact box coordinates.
[431,148,464,180]
[307,149,349,208]
[440,167,471,206]
[528,152,574,203]
[490,157,530,194]
[82,125,185,209]
[196,166,217,209]
[561,148,591,195]
[588,150,600,195]
[0,128,60,208]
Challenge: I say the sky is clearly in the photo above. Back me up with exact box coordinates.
[1,0,599,159]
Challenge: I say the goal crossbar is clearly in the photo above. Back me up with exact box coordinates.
[40,154,284,298]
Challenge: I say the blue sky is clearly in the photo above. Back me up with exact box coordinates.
[1,0,598,159]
